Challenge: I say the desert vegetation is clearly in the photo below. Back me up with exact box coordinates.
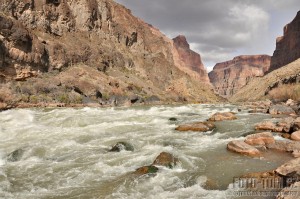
[268,83,300,102]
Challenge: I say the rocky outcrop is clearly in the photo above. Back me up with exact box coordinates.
[209,55,271,98]
[255,117,294,133]
[269,105,296,115]
[172,35,210,84]
[0,0,221,107]
[270,11,300,73]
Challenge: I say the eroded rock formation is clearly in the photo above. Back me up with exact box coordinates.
[0,0,221,107]
[209,55,271,98]
[270,11,300,72]
[172,35,210,84]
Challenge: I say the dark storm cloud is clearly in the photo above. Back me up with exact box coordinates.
[115,0,300,70]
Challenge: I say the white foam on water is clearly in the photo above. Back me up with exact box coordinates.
[0,104,276,198]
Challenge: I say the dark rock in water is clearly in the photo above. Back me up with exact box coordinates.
[293,117,300,131]
[169,117,177,121]
[7,149,24,162]
[152,152,179,168]
[145,95,160,103]
[133,165,159,176]
[109,142,134,152]
[248,109,268,114]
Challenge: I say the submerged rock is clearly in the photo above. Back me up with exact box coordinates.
[133,152,179,176]
[245,132,275,146]
[227,140,261,156]
[269,105,296,115]
[169,117,178,121]
[152,152,178,168]
[208,112,237,121]
[175,121,215,132]
[109,142,134,152]
[7,149,25,162]
[248,109,268,114]
[133,165,159,176]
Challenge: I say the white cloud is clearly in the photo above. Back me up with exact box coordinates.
[116,0,299,66]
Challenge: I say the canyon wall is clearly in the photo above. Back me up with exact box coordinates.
[209,55,271,98]
[0,0,220,107]
[270,11,300,72]
[172,35,210,84]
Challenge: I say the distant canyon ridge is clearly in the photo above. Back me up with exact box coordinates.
[209,11,300,99]
[0,0,299,109]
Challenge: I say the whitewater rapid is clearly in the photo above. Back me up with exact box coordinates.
[0,104,292,198]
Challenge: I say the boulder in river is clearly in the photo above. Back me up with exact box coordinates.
[208,112,237,121]
[175,121,215,132]
[275,157,300,177]
[227,140,261,156]
[109,142,134,152]
[266,140,300,152]
[245,132,275,146]
[255,121,283,132]
[291,131,300,141]
[133,165,159,176]
[269,105,296,115]
[152,152,179,168]
[7,149,25,162]
[277,117,295,133]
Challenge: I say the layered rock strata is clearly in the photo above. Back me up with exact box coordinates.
[172,35,210,84]
[270,11,300,72]
[0,0,221,107]
[209,55,271,98]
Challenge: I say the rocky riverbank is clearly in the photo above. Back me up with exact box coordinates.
[231,99,300,198]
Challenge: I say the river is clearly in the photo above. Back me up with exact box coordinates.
[0,104,293,198]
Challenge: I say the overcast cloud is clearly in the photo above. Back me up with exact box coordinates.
[115,0,300,71]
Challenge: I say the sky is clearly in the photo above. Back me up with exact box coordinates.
[115,0,300,71]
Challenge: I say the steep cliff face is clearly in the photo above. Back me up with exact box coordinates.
[209,55,271,98]
[0,0,221,107]
[270,11,300,72]
[172,35,210,84]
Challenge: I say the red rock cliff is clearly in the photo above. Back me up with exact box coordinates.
[172,35,210,84]
[0,0,221,106]
[270,11,300,72]
[209,55,271,98]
